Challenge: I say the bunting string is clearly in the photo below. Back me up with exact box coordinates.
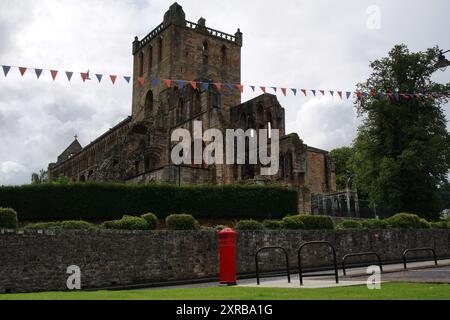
[1,64,449,101]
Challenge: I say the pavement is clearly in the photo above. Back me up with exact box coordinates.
[139,259,450,291]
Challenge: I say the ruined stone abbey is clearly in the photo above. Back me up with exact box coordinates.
[48,3,341,213]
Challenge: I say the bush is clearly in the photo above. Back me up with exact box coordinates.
[0,208,18,229]
[361,219,388,229]
[262,220,284,230]
[114,215,149,230]
[25,220,95,230]
[281,216,304,230]
[299,215,334,230]
[141,213,159,230]
[213,225,229,231]
[431,221,450,229]
[386,213,422,229]
[337,220,363,230]
[101,220,119,229]
[0,184,298,221]
[234,220,264,231]
[166,214,199,230]
[419,218,431,229]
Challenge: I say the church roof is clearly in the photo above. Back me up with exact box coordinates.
[57,138,82,163]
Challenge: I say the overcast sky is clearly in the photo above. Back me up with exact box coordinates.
[0,0,449,185]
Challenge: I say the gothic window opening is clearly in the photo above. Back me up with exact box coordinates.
[178,98,184,123]
[144,90,154,115]
[192,90,201,116]
[139,52,144,77]
[158,37,163,62]
[202,40,209,64]
[148,46,153,73]
[221,45,227,65]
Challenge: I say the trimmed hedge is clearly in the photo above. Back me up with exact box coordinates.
[362,219,388,229]
[141,213,159,230]
[234,220,264,231]
[0,183,298,221]
[0,208,18,229]
[262,220,284,230]
[281,216,304,230]
[101,215,150,230]
[299,215,334,230]
[25,220,95,230]
[166,214,199,230]
[386,213,422,229]
[337,220,363,230]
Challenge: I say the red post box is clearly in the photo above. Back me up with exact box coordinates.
[217,228,238,286]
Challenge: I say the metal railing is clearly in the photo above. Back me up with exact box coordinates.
[298,241,339,286]
[255,247,291,285]
[342,252,383,276]
[403,248,438,269]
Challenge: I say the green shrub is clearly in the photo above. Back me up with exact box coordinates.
[262,220,284,230]
[166,214,199,230]
[0,184,298,221]
[281,216,305,230]
[114,215,149,230]
[141,213,159,230]
[386,213,422,229]
[299,215,334,230]
[337,220,363,230]
[25,220,95,230]
[25,222,62,230]
[419,218,431,229]
[213,225,229,231]
[431,221,450,229]
[0,208,18,229]
[361,219,388,229]
[101,220,120,229]
[234,220,264,231]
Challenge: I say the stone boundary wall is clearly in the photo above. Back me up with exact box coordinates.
[1,229,449,293]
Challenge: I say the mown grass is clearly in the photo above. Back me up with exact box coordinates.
[1,283,449,300]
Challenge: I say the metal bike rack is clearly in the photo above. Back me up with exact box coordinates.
[342,252,383,276]
[298,241,339,286]
[255,246,291,285]
[403,248,438,269]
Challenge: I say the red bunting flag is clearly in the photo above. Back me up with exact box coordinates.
[110,75,117,85]
[19,67,27,76]
[163,79,172,87]
[337,91,343,99]
[214,83,222,90]
[281,88,287,96]
[235,84,244,93]
[320,90,325,96]
[50,70,58,81]
[355,91,363,98]
[260,86,266,93]
[137,77,145,86]
[80,72,88,82]
[301,89,307,96]
[189,81,197,89]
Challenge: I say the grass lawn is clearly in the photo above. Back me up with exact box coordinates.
[1,283,450,300]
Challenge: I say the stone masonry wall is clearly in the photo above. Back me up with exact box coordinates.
[1,229,449,293]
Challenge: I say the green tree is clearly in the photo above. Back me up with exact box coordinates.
[330,147,353,190]
[53,173,70,185]
[31,169,48,184]
[351,45,450,219]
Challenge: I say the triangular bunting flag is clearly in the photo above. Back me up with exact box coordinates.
[202,82,209,91]
[110,75,117,85]
[291,88,297,96]
[35,69,43,79]
[50,70,58,81]
[225,83,234,91]
[137,77,145,86]
[271,87,278,93]
[163,79,172,87]
[250,86,256,92]
[301,89,307,96]
[281,88,287,96]
[346,92,352,99]
[260,86,266,93]
[176,80,186,88]
[151,77,159,87]
[189,81,197,89]
[95,74,103,83]
[319,90,325,96]
[2,65,11,77]
[355,92,362,98]
[311,90,316,96]
[329,91,334,97]
[337,91,343,99]
[81,73,88,82]
[214,83,222,90]
[235,84,244,93]
[19,67,27,76]
[123,76,131,83]
[65,71,73,82]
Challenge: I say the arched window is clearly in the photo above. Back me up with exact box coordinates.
[138,52,144,77]
[192,90,201,116]
[158,37,163,62]
[221,45,227,65]
[145,90,154,114]
[210,87,220,108]
[202,40,209,64]
[148,46,153,73]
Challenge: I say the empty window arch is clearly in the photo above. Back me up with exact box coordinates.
[145,90,154,114]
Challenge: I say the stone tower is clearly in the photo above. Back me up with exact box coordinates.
[131,2,243,124]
